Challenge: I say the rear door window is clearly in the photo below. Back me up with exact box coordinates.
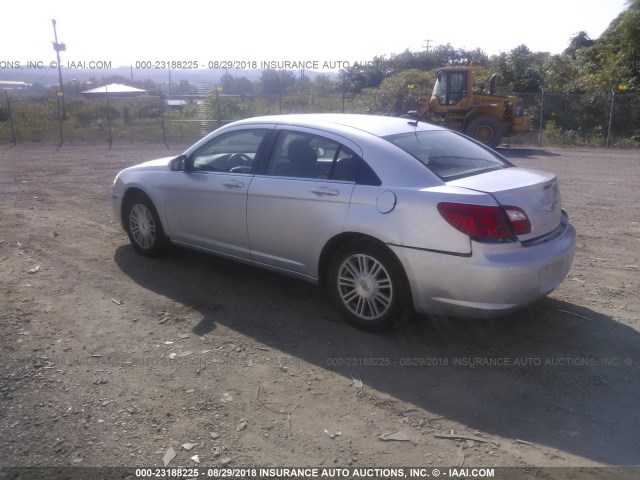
[265,131,362,182]
[384,130,510,181]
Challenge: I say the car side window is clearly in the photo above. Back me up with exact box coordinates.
[265,131,361,182]
[190,129,269,173]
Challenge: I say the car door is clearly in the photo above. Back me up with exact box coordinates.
[163,127,271,259]
[247,128,361,277]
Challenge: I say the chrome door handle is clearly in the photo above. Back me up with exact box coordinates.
[223,180,245,188]
[311,187,339,196]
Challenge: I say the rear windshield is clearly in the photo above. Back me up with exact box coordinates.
[383,130,510,181]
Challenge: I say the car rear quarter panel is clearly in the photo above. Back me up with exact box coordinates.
[346,185,497,255]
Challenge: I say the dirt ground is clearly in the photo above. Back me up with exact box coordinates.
[0,142,639,473]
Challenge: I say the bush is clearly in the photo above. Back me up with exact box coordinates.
[542,121,604,147]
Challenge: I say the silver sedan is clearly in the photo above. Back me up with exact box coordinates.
[112,114,576,330]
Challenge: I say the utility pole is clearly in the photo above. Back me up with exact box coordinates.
[51,19,66,118]
[423,39,433,52]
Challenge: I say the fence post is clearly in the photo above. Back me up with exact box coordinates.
[106,90,112,150]
[215,88,222,128]
[55,88,64,148]
[160,94,169,150]
[5,91,17,145]
[538,89,545,147]
[606,89,615,149]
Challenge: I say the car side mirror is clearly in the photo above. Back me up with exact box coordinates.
[169,155,187,171]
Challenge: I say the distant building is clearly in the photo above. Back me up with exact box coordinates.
[166,99,188,110]
[82,83,145,98]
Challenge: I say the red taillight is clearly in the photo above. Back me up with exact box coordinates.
[437,202,531,241]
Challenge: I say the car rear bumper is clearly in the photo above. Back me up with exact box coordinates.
[390,214,576,318]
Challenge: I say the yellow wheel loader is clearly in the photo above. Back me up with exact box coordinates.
[405,67,530,148]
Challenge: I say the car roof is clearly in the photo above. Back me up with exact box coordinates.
[225,113,445,138]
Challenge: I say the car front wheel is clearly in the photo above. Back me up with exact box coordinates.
[329,241,408,331]
[124,193,167,257]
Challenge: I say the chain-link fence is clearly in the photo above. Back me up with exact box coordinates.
[518,91,640,148]
[1,88,639,148]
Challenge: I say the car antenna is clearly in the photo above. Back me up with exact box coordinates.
[408,96,431,127]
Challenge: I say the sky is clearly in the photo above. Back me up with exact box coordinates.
[0,0,630,73]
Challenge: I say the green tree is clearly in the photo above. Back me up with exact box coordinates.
[260,69,296,94]
[222,75,255,95]
[489,45,547,93]
[337,60,388,93]
[310,74,337,95]
[563,31,595,59]
[573,0,640,91]
[430,44,486,67]
[351,69,434,115]
[293,73,312,93]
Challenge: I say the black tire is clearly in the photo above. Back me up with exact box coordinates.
[465,116,502,148]
[123,193,168,257]
[328,240,409,332]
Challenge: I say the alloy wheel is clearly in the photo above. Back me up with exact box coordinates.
[337,253,393,321]
[129,203,156,250]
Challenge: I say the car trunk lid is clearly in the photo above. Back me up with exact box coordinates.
[447,167,562,241]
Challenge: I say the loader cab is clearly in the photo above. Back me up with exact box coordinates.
[432,69,469,107]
